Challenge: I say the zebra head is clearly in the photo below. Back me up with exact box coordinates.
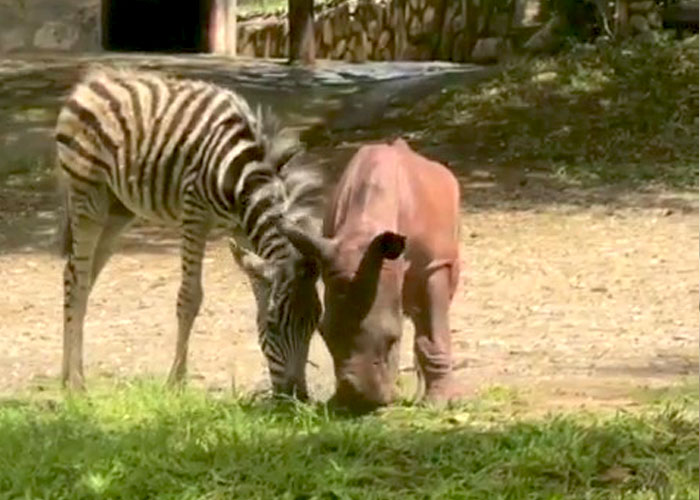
[229,238,321,400]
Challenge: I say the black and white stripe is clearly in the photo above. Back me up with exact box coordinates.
[57,66,323,396]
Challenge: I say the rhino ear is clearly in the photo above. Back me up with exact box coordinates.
[228,238,274,284]
[375,232,406,260]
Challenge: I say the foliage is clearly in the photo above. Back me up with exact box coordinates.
[239,0,334,17]
[380,35,699,188]
[0,379,697,499]
[238,0,287,16]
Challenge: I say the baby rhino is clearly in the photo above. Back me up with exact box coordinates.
[280,138,461,412]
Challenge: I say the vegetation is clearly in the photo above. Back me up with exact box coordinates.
[238,0,289,17]
[239,0,334,17]
[0,379,697,499]
[346,35,699,188]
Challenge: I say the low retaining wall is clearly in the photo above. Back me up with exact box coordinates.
[0,0,100,53]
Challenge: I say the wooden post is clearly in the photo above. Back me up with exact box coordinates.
[615,0,628,38]
[288,0,315,65]
[211,0,237,56]
[227,0,237,56]
[211,0,225,53]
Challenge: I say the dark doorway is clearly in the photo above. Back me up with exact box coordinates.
[102,0,213,52]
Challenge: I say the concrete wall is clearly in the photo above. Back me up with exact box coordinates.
[0,0,100,53]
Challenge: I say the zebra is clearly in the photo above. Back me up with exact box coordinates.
[56,65,324,398]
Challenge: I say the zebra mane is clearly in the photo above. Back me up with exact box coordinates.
[257,106,326,233]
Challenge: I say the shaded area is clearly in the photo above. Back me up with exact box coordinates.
[0,54,492,255]
[102,0,213,52]
[0,384,697,499]
[0,141,696,257]
[310,36,699,191]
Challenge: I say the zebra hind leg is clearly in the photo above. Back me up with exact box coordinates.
[62,189,111,391]
[166,205,211,388]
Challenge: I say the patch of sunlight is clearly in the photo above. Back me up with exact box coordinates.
[532,58,558,74]
[80,472,112,496]
[566,67,611,94]
[479,383,523,403]
[11,108,53,124]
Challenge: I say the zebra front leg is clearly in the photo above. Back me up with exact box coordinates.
[166,214,211,387]
[62,214,104,391]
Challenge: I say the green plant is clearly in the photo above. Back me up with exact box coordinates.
[0,378,697,499]
[363,35,699,188]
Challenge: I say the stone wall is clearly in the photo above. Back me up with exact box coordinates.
[0,0,100,53]
[0,0,677,59]
[626,1,665,40]
[237,0,679,63]
[237,0,532,63]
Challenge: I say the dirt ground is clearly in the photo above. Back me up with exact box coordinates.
[1,153,697,410]
[0,56,697,411]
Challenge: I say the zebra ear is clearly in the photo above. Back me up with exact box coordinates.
[276,217,336,267]
[228,238,274,284]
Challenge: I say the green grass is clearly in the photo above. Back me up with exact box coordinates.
[238,0,335,17]
[0,379,697,499]
[363,35,699,189]
[239,0,287,17]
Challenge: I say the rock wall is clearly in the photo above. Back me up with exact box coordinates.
[626,1,665,40]
[237,0,678,62]
[0,0,675,60]
[237,0,531,63]
[0,0,100,54]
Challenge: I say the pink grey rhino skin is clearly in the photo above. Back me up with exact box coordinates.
[279,138,461,412]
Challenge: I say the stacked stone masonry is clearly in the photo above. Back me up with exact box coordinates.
[0,0,677,61]
[0,0,100,53]
[628,1,665,38]
[237,0,674,62]
[238,0,523,62]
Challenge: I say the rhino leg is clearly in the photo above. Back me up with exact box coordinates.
[411,265,458,405]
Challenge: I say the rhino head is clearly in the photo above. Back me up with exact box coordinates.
[278,218,407,413]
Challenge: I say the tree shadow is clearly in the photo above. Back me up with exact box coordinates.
[1,48,696,257]
[299,141,698,215]
[597,352,698,378]
[302,39,698,211]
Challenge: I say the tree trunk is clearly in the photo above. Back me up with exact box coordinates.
[615,0,629,38]
[463,0,478,59]
[288,0,315,65]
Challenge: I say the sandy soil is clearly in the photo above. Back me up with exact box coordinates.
[0,55,696,411]
[0,159,696,410]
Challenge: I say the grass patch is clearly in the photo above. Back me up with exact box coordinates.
[0,378,697,499]
[238,0,335,17]
[632,377,700,407]
[357,36,699,189]
[239,0,288,17]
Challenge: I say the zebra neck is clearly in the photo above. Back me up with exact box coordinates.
[235,172,290,262]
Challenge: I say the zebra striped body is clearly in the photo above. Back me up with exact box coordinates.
[57,67,323,396]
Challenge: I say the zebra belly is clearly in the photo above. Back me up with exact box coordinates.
[105,172,184,225]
